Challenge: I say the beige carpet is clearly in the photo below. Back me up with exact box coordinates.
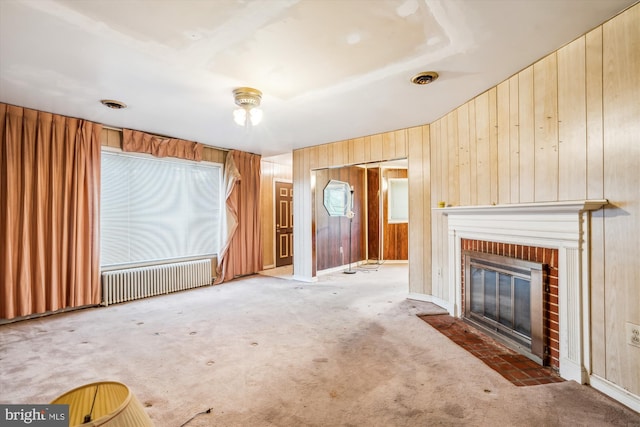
[1,265,638,426]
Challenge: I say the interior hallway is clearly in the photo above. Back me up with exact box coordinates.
[1,265,638,426]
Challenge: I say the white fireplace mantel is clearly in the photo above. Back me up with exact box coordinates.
[437,200,608,215]
[435,200,607,384]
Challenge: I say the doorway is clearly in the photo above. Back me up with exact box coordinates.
[275,181,293,267]
[312,159,408,273]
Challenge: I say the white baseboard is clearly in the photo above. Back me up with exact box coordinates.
[407,293,452,314]
[317,259,407,275]
[589,374,640,413]
[291,275,317,283]
[364,259,408,264]
[317,261,362,275]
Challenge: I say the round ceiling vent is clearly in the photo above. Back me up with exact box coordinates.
[100,99,127,109]
[411,71,439,85]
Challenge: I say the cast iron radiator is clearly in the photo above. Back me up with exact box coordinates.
[101,259,212,306]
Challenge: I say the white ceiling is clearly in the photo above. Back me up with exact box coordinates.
[0,0,635,157]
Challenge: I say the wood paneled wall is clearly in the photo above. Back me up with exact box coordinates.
[429,4,640,395]
[382,168,408,260]
[293,3,639,396]
[600,4,639,395]
[312,165,409,267]
[367,168,380,260]
[292,126,429,288]
[261,160,293,269]
[314,167,365,271]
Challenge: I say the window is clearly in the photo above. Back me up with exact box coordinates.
[100,151,221,267]
[387,178,408,223]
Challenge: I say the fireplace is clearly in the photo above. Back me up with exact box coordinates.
[439,200,607,383]
[463,250,544,362]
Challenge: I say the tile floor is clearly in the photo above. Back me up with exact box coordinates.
[420,314,564,387]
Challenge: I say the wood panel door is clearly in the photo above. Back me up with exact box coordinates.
[275,182,293,267]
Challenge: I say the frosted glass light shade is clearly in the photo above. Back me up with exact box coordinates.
[249,108,263,125]
[233,107,262,126]
[51,381,154,426]
[233,108,247,126]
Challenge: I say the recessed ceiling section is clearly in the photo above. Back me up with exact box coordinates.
[55,0,242,50]
[208,0,448,100]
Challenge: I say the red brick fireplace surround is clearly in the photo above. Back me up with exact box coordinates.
[461,239,559,369]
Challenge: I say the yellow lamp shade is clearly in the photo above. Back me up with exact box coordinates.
[51,381,154,426]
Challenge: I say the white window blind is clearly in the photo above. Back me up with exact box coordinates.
[100,151,221,267]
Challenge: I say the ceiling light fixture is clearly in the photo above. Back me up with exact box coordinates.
[233,87,263,127]
[410,71,439,85]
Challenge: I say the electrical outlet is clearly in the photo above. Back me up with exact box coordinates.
[339,246,343,255]
[627,322,640,348]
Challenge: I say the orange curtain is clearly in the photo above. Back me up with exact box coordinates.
[215,150,262,283]
[122,128,203,161]
[0,104,102,320]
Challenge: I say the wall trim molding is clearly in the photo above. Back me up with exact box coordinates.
[590,375,640,413]
[291,275,318,283]
[407,293,452,313]
[317,260,365,276]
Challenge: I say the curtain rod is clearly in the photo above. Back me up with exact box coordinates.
[101,124,230,152]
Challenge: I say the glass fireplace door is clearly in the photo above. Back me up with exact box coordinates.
[465,251,544,361]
